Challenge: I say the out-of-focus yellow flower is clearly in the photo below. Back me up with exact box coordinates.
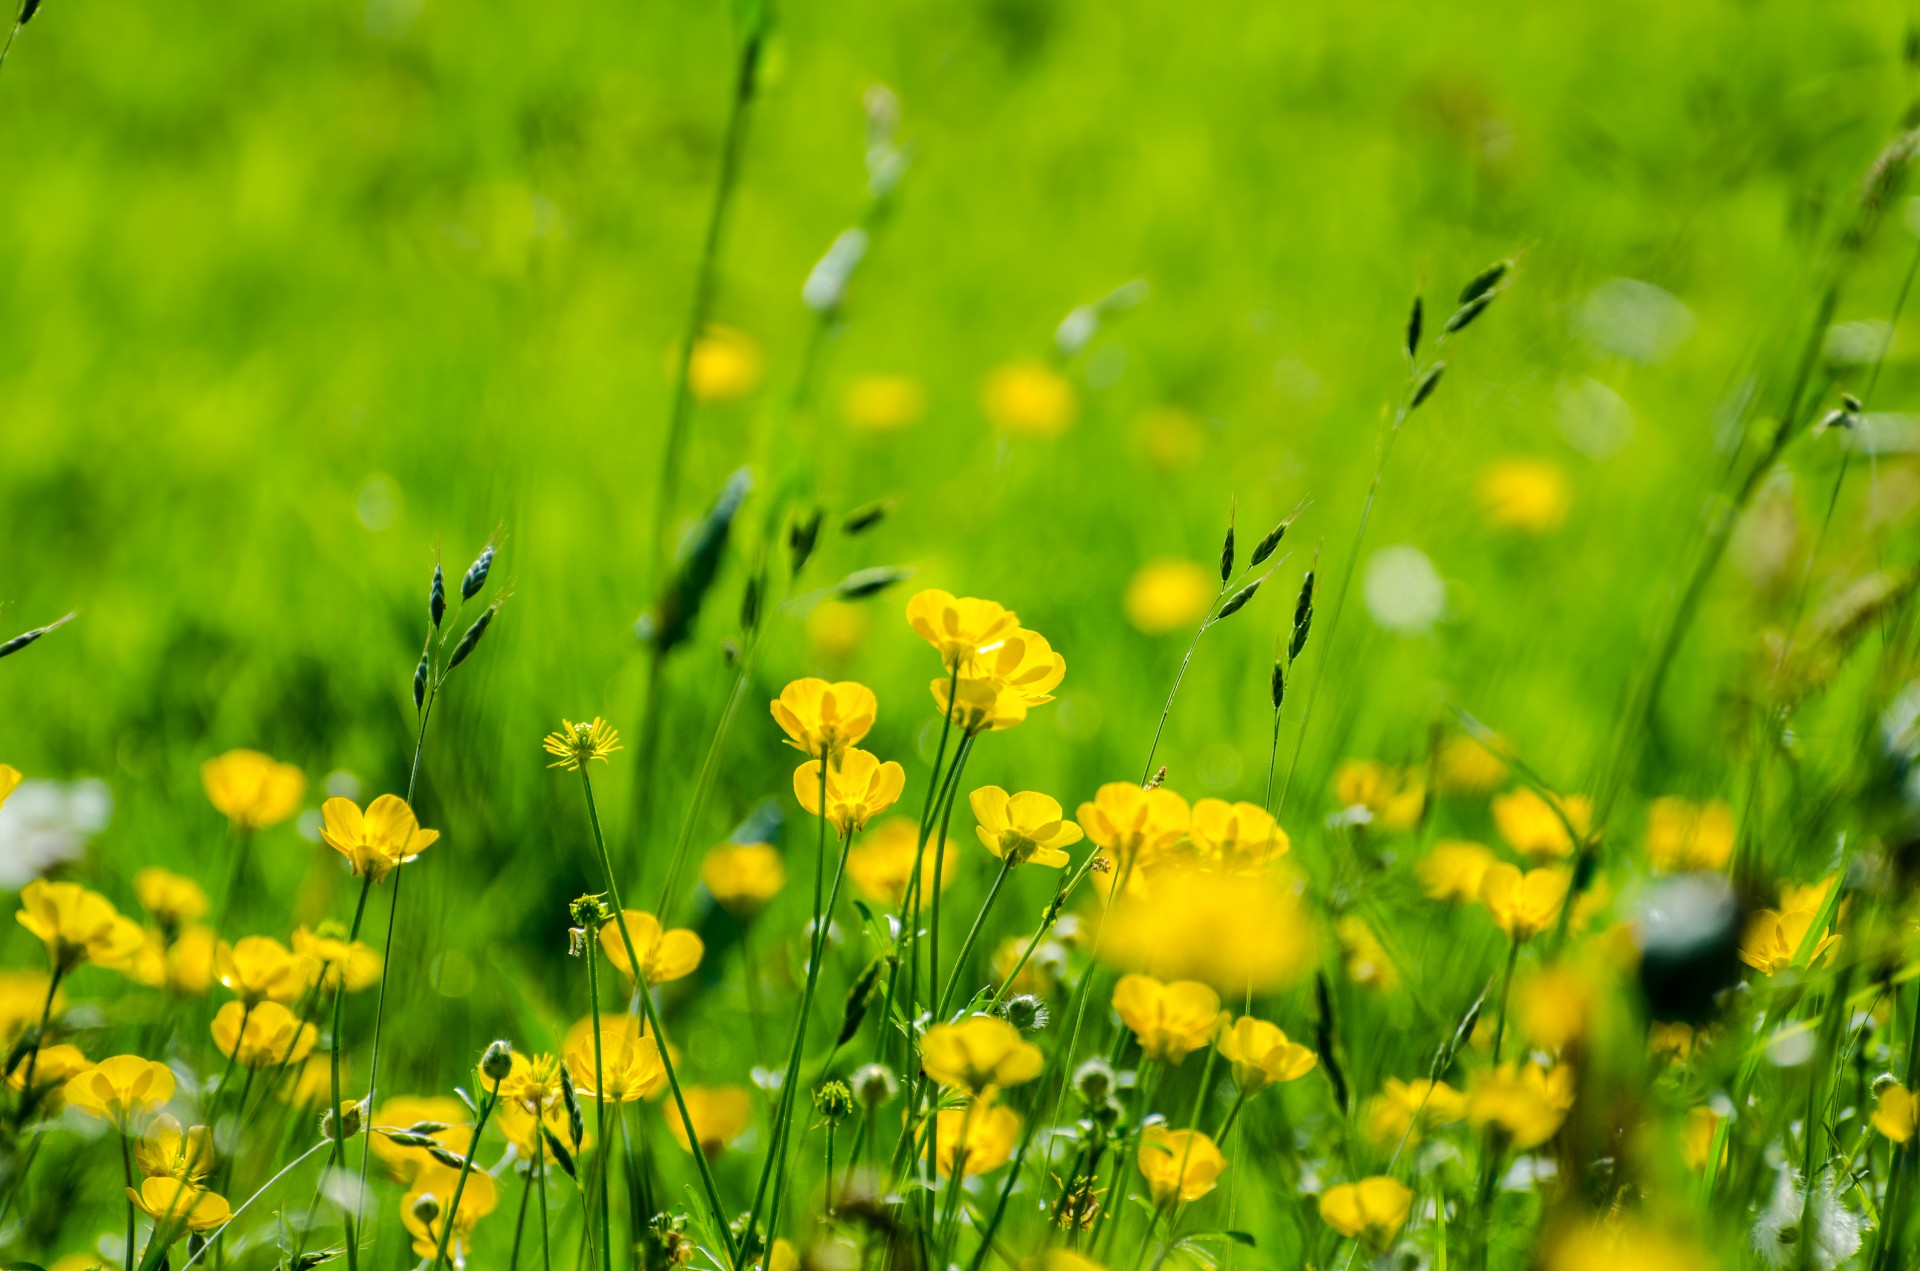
[1468,1063,1573,1149]
[565,1015,667,1103]
[681,325,763,402]
[1780,876,1837,916]
[1492,789,1590,862]
[202,749,305,831]
[932,1098,1021,1177]
[1417,841,1497,902]
[983,361,1077,436]
[597,910,703,985]
[1112,975,1224,1063]
[1029,1253,1108,1271]
[1134,405,1206,469]
[1478,864,1570,941]
[920,1015,1044,1093]
[770,679,878,760]
[1099,865,1315,992]
[1514,962,1598,1052]
[1076,783,1190,875]
[1739,907,1840,975]
[1188,799,1288,875]
[134,869,208,934]
[131,925,220,995]
[1136,1127,1226,1205]
[293,925,382,992]
[971,787,1084,869]
[664,1085,753,1156]
[843,374,926,431]
[1337,917,1399,991]
[9,1042,87,1110]
[0,969,63,1045]
[795,748,905,836]
[1648,1021,1699,1063]
[217,935,312,1006]
[807,599,870,663]
[370,1096,472,1184]
[16,880,145,973]
[1317,1176,1412,1252]
[1215,1016,1316,1094]
[497,1094,590,1162]
[1644,797,1734,872]
[211,1001,317,1069]
[1681,1106,1723,1171]
[1366,1077,1466,1146]
[542,717,623,771]
[906,590,1021,675]
[65,1054,175,1127]
[1478,457,1571,532]
[700,843,787,919]
[129,1177,231,1242]
[1873,1083,1917,1143]
[1124,560,1214,635]
[280,1054,340,1108]
[402,1163,498,1262]
[1546,1219,1708,1271]
[993,934,1066,997]
[1434,735,1508,795]
[137,1113,215,1184]
[1333,761,1425,831]
[319,794,439,882]
[846,817,954,908]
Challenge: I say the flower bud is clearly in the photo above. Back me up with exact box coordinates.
[1073,1058,1115,1105]
[852,1063,897,1109]
[814,1080,855,1123]
[412,1193,442,1225]
[481,1039,515,1083]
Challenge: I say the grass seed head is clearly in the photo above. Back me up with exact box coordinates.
[460,543,495,601]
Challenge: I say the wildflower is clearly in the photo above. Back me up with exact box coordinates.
[1752,1169,1861,1271]
[130,924,219,995]
[1513,961,1603,1051]
[683,325,763,402]
[0,969,63,1045]
[1188,799,1288,874]
[1682,1105,1723,1171]
[853,1063,898,1108]
[1318,1176,1412,1252]
[281,1054,341,1108]
[993,934,1067,997]
[1112,974,1225,1063]
[64,1054,175,1128]
[983,361,1077,436]
[663,1085,753,1156]
[216,935,312,1005]
[1434,734,1508,794]
[292,924,382,992]
[972,787,1084,868]
[930,630,1069,735]
[1416,841,1496,902]
[1215,1016,1317,1094]
[1338,917,1398,990]
[699,843,787,919]
[16,880,145,973]
[9,1043,87,1110]
[770,679,877,759]
[1136,1126,1227,1205]
[845,817,954,907]
[930,675,1031,733]
[211,1000,317,1068]
[201,749,305,830]
[843,373,926,431]
[932,1099,1021,1176]
[1478,457,1571,532]
[1643,796,1734,872]
[1478,863,1571,941]
[905,589,1021,674]
[1123,560,1214,635]
[542,717,623,771]
[1739,907,1840,975]
[402,1163,499,1265]
[1332,761,1425,831]
[597,909,704,985]
[1548,1220,1709,1271]
[1492,788,1590,861]
[318,794,440,882]
[1099,865,1315,992]
[1075,783,1190,875]
[920,1015,1044,1093]
[793,748,906,836]
[1648,1021,1699,1063]
[133,868,208,936]
[1873,1083,1917,1142]
[370,1095,472,1183]
[129,1177,232,1243]
[137,1113,215,1184]
[493,1051,563,1116]
[1366,1077,1466,1146]
[564,1016,667,1102]
[1467,1062,1573,1148]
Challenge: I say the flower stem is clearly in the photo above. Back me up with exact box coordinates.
[938,857,1014,1019]
[429,1084,498,1271]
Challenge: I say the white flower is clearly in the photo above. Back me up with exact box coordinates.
[0,778,112,888]
[1752,1169,1864,1270]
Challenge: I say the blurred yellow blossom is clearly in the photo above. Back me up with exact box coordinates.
[129,1177,231,1242]
[1416,841,1496,902]
[1123,560,1214,634]
[0,969,63,1045]
[1099,865,1315,992]
[1366,1077,1466,1146]
[202,749,305,830]
[1873,1083,1917,1143]
[1645,797,1734,872]
[682,325,763,402]
[1546,1219,1708,1271]
[983,361,1077,436]
[65,1054,175,1127]
[370,1095,472,1184]
[845,818,954,908]
[293,924,382,992]
[1076,782,1190,875]
[9,1042,87,1111]
[1682,1106,1723,1171]
[211,1000,316,1069]
[1338,917,1399,990]
[1492,788,1590,861]
[1188,799,1288,874]
[843,374,926,431]
[1478,457,1571,532]
[664,1085,753,1156]
[137,1113,215,1184]
[16,880,145,973]
[1434,734,1509,794]
[402,1163,497,1261]
[1111,974,1224,1063]
[1136,1126,1226,1205]
[1333,760,1425,831]
[700,843,787,919]
[1318,1176,1412,1252]
[1478,863,1570,941]
[217,935,311,1005]
[932,1099,1021,1177]
[134,868,208,934]
[1215,1016,1317,1094]
[598,910,703,985]
[1468,1062,1573,1148]
[921,1015,1044,1093]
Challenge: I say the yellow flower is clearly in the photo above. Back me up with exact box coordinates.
[993,934,1066,997]
[1365,1077,1466,1146]
[1645,797,1734,872]
[1478,457,1571,532]
[699,843,787,919]
[1317,1177,1412,1252]
[9,1043,87,1109]
[542,716,622,771]
[491,1051,564,1116]
[1076,783,1190,874]
[497,1097,589,1162]
[664,1085,753,1156]
[0,764,18,806]
[1112,975,1224,1063]
[929,629,1069,735]
[1491,789,1589,862]
[846,817,955,908]
[211,1000,317,1069]
[1338,917,1398,991]
[292,924,382,992]
[1873,1083,1917,1143]
[1467,1063,1573,1149]
[1546,1220,1708,1271]
[597,910,704,985]
[0,969,63,1046]
[1682,1106,1723,1171]
[202,749,305,831]
[217,935,312,1005]
[16,880,145,973]
[920,1015,1044,1093]
[807,600,869,662]
[683,325,763,402]
[128,1177,232,1242]
[1332,761,1425,831]
[770,679,878,759]
[905,589,1021,674]
[843,374,926,431]
[972,787,1084,869]
[1513,962,1598,1052]
[564,1016,667,1103]
[1416,841,1496,902]
[137,1113,215,1184]
[1648,1021,1698,1063]
[64,1054,175,1127]
[280,1055,341,1108]
[983,361,1077,436]
[133,868,208,934]
[1098,865,1315,992]
[1780,875,1837,916]
[1477,863,1570,941]
[1188,799,1288,874]
[131,925,220,995]
[319,794,440,882]
[1135,1126,1226,1205]
[1123,560,1214,635]
[370,1096,472,1184]
[794,748,906,836]
[1434,734,1508,795]
[929,675,1032,734]
[402,1163,498,1262]
[1215,1016,1317,1094]
[1739,907,1840,975]
[932,1098,1021,1177]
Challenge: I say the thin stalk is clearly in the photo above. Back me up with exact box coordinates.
[330,874,375,1271]
[938,858,1015,1018]
[588,929,614,1271]
[429,1085,498,1271]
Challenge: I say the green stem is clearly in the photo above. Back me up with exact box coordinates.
[938,858,1015,1018]
[430,1086,498,1271]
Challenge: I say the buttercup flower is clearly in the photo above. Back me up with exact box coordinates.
[65,1054,175,1127]
[664,1085,753,1156]
[402,1163,498,1264]
[846,818,955,908]
[1338,916,1398,990]
[9,1043,87,1110]
[699,843,787,919]
[1648,1021,1700,1063]
[1548,1220,1709,1271]
[211,1000,317,1068]
[1076,783,1190,874]
[131,924,219,995]
[1417,841,1497,902]
[492,1050,563,1116]
[202,749,305,831]
[770,679,877,759]
[1332,761,1425,831]
[1136,1126,1227,1205]
[983,361,1077,436]
[292,924,383,992]
[1478,863,1571,941]
[319,794,439,882]
[1740,905,1841,975]
[565,1015,667,1103]
[137,1113,215,1184]
[1098,865,1315,992]
[930,675,1032,734]
[1366,1077,1467,1146]
[1491,788,1590,861]
[1434,734,1509,794]
[1873,1083,1916,1143]
[1682,1106,1723,1171]
[1318,1176,1412,1252]
[370,1095,472,1183]
[920,1015,1044,1093]
[16,880,145,973]
[133,868,208,935]
[971,787,1084,869]
[932,1099,1021,1177]
[794,747,906,836]
[1215,1016,1318,1094]
[0,969,63,1045]
[1112,974,1224,1063]
[1645,797,1735,872]
[1124,560,1215,635]
[1478,457,1570,532]
[1188,799,1288,874]
[843,373,926,431]
[543,717,622,771]
[1468,1062,1574,1148]
[683,325,763,402]
[217,935,312,1005]
[905,589,1021,674]
[498,1095,589,1162]
[129,1177,232,1243]
[597,910,704,985]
